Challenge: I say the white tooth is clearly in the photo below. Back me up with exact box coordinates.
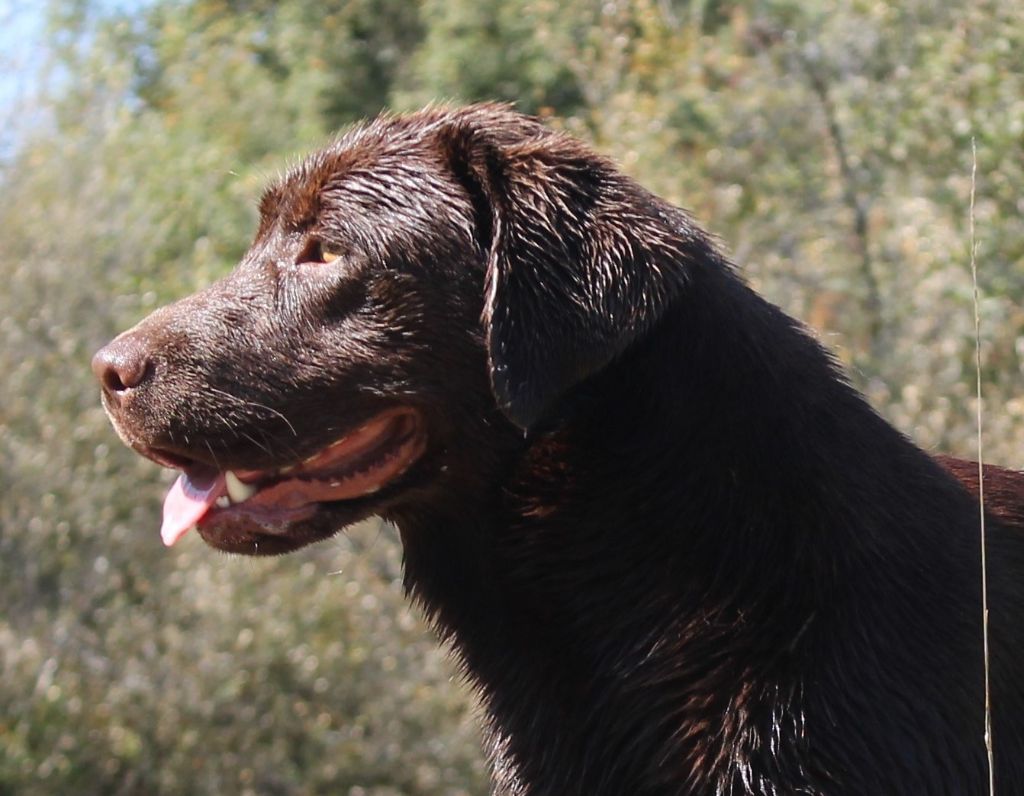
[225,471,258,503]
[216,496,230,508]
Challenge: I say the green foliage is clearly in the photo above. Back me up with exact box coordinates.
[396,0,586,114]
[2,0,1023,792]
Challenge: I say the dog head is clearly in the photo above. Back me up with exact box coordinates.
[92,104,697,554]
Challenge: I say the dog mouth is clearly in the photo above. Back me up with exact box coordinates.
[157,407,426,547]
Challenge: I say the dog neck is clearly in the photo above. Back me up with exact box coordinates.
[397,264,988,795]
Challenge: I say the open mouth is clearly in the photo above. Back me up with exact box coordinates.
[159,407,426,546]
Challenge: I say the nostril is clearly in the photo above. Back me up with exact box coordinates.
[92,340,152,395]
[101,363,129,393]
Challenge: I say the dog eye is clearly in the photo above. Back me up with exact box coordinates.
[298,240,346,266]
[319,246,344,264]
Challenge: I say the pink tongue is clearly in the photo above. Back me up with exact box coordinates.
[161,471,226,547]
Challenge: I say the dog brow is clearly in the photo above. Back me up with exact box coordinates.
[258,146,382,236]
[256,176,322,235]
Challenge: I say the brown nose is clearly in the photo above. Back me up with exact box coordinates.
[92,336,152,398]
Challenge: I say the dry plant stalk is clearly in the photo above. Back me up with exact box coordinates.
[970,136,995,796]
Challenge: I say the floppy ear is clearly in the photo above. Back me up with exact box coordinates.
[443,112,691,428]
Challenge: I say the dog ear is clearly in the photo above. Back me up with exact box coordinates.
[442,111,690,428]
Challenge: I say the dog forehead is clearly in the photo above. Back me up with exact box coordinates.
[257,133,444,237]
[257,143,378,233]
[256,104,533,235]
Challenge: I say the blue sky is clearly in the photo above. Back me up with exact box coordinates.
[0,2,50,158]
[0,2,47,115]
[0,1,148,157]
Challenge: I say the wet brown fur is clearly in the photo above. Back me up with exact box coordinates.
[94,105,1024,795]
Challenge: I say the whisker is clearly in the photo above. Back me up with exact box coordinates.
[203,439,223,471]
[238,429,275,458]
[208,386,299,437]
[208,408,243,440]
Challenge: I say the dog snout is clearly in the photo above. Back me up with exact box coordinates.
[92,333,153,401]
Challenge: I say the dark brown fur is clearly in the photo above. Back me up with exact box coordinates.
[94,105,1024,795]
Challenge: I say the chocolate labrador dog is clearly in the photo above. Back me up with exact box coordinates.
[93,104,1024,795]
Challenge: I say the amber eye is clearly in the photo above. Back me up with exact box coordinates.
[298,240,345,265]
[320,245,343,264]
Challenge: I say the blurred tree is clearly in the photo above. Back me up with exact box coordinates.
[397,0,586,115]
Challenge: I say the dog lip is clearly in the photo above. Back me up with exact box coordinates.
[221,407,426,508]
[164,407,427,546]
[139,407,422,475]
[229,407,424,484]
[138,445,197,471]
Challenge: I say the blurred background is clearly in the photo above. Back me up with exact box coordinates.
[1,0,1021,793]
